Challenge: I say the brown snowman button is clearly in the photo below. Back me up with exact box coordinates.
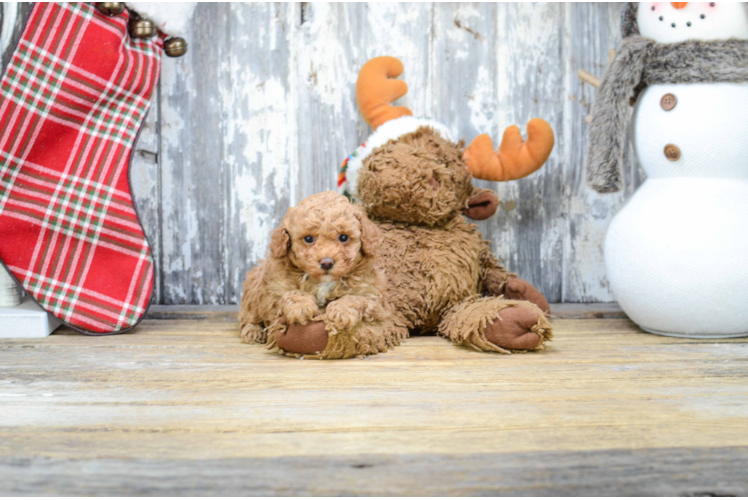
[664,144,681,161]
[660,93,677,111]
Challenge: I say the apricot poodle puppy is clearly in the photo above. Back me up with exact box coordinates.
[239,191,405,359]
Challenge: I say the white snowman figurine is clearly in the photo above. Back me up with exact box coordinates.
[587,2,748,337]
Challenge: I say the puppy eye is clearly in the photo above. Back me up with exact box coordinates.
[338,234,349,243]
[304,236,315,244]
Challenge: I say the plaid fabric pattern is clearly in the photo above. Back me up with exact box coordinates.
[0,3,161,334]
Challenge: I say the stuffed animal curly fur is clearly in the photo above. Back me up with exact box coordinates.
[238,191,404,359]
[356,127,553,352]
[272,57,556,357]
[352,58,556,353]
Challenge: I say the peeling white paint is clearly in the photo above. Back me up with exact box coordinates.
[466,66,494,135]
[128,3,637,304]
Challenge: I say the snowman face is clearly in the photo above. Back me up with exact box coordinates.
[638,3,748,43]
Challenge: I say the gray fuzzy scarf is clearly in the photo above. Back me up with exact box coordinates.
[586,34,748,193]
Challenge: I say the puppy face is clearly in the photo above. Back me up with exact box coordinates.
[270,191,381,282]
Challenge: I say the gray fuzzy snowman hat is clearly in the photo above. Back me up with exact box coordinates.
[621,2,640,38]
[586,2,748,193]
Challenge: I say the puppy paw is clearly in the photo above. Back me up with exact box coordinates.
[240,323,266,344]
[325,300,362,332]
[280,292,320,325]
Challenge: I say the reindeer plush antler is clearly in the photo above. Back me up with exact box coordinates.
[357,57,412,130]
[463,119,555,182]
[339,56,555,200]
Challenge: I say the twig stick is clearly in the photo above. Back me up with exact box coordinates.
[577,69,601,88]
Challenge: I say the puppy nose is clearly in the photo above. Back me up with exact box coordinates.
[319,258,335,271]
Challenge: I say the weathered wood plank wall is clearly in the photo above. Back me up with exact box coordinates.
[1,3,643,305]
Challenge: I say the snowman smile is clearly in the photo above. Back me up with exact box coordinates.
[650,2,708,29]
[639,2,748,44]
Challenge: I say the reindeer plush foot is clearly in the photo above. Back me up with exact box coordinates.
[274,316,405,360]
[275,319,329,356]
[483,303,549,351]
[440,296,552,353]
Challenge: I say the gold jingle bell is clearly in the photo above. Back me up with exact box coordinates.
[164,37,188,58]
[97,2,124,16]
[129,17,156,39]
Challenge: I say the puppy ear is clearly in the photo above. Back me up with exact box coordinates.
[353,206,382,256]
[269,225,291,259]
[463,187,499,220]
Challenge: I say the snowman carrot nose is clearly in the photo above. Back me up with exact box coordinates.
[671,2,688,9]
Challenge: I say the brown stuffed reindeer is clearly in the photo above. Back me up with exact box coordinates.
[279,56,555,356]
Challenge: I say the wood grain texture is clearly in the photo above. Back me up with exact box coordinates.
[130,97,162,302]
[141,302,631,321]
[296,3,364,200]
[3,448,748,496]
[1,3,648,304]
[1,312,747,495]
[493,3,566,302]
[562,3,645,302]
[159,3,296,304]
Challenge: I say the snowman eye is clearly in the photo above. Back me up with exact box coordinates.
[701,14,706,19]
[651,5,655,10]
[659,16,664,21]
[687,22,692,27]
[671,22,676,27]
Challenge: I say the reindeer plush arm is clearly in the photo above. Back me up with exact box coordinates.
[479,244,550,314]
[479,245,515,297]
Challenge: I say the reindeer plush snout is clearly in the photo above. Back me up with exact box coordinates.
[463,188,499,221]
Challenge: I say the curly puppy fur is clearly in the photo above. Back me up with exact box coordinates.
[239,191,405,359]
[357,126,552,352]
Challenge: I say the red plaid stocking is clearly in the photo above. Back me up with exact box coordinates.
[0,3,160,334]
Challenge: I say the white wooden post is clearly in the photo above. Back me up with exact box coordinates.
[0,266,61,337]
[0,266,21,307]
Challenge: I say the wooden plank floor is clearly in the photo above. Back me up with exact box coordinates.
[1,305,747,496]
